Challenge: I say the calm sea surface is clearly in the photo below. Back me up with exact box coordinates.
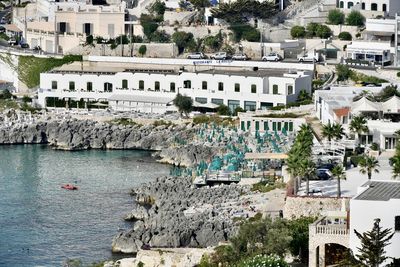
[0,145,170,267]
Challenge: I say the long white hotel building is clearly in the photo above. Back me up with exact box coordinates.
[37,57,314,113]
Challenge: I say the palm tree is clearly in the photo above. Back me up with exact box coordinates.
[322,122,335,141]
[299,159,316,195]
[349,116,369,142]
[331,164,346,197]
[322,122,345,141]
[333,123,345,140]
[359,155,380,180]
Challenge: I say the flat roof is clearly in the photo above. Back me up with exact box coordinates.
[354,181,400,201]
[47,61,305,78]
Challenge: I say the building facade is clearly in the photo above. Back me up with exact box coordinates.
[350,181,400,266]
[38,64,313,113]
[336,0,400,17]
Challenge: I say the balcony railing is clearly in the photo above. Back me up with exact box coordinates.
[315,225,349,235]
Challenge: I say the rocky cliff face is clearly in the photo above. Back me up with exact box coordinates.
[0,118,217,166]
[112,176,248,254]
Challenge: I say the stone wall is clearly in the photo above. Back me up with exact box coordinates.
[283,196,350,219]
[328,25,359,37]
[159,25,230,40]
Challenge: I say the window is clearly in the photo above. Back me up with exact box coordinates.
[202,81,207,90]
[287,85,293,95]
[87,82,93,92]
[241,121,245,131]
[104,82,113,92]
[277,122,282,131]
[228,100,240,112]
[184,80,191,88]
[347,1,353,8]
[382,3,387,12]
[251,84,257,93]
[195,97,207,104]
[211,98,223,105]
[170,82,176,92]
[218,82,224,91]
[395,216,400,231]
[244,101,256,111]
[155,81,160,91]
[83,23,91,35]
[234,83,240,92]
[360,134,373,145]
[51,81,57,90]
[122,79,128,89]
[264,121,269,131]
[289,122,293,131]
[339,1,344,8]
[255,121,260,131]
[272,122,277,131]
[59,22,67,33]
[371,3,377,11]
[284,122,289,131]
[69,81,75,91]
[108,24,115,38]
[247,121,251,130]
[361,2,365,9]
[273,84,279,94]
[139,80,144,90]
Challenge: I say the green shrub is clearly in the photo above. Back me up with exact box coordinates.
[338,31,352,40]
[251,181,286,193]
[397,72,400,78]
[370,142,379,151]
[328,9,345,25]
[290,26,306,38]
[172,31,195,54]
[336,64,352,81]
[138,45,147,56]
[229,24,260,42]
[18,55,82,88]
[306,22,319,37]
[350,155,364,167]
[346,10,365,26]
[217,104,231,116]
[316,25,332,39]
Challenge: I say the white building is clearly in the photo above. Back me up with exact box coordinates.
[346,41,392,66]
[314,85,400,150]
[336,0,400,17]
[38,61,313,113]
[350,180,400,266]
[13,0,126,53]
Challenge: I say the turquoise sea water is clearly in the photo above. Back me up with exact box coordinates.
[0,145,170,267]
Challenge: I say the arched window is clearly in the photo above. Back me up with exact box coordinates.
[347,1,354,8]
[361,2,365,9]
[382,4,387,12]
[104,82,113,92]
[371,3,377,11]
[339,1,344,8]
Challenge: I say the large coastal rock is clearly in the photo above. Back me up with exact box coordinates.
[112,176,249,254]
[0,118,217,166]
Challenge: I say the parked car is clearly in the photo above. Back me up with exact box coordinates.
[316,168,332,180]
[211,52,228,60]
[187,52,205,59]
[297,53,319,62]
[20,43,29,49]
[232,53,248,60]
[262,53,282,62]
[8,38,17,46]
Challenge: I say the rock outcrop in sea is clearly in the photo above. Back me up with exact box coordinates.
[0,115,217,166]
[112,176,248,254]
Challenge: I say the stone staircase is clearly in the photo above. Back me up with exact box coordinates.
[283,0,337,26]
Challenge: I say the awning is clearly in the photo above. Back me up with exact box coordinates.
[192,101,219,109]
[4,24,22,33]
[382,95,400,114]
[352,96,381,114]
[91,102,109,107]
[108,94,174,104]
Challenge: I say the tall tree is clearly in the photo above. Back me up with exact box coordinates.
[298,159,316,195]
[354,219,394,266]
[331,164,346,197]
[173,93,193,117]
[322,122,336,141]
[350,116,369,142]
[359,155,380,180]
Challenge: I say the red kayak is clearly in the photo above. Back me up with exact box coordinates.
[61,184,78,190]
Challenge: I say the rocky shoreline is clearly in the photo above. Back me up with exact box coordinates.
[0,113,218,167]
[112,176,250,254]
